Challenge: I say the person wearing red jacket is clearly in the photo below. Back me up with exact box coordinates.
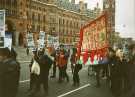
[57,44,69,83]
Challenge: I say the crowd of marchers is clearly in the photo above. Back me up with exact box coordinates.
[27,44,82,97]
[0,44,82,97]
[0,43,135,97]
[90,44,135,97]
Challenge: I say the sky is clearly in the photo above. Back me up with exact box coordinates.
[74,0,103,9]
[115,0,135,40]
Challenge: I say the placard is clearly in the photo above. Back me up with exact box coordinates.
[53,36,59,49]
[0,10,5,48]
[38,31,45,49]
[27,33,35,49]
[47,35,53,47]
[4,32,12,50]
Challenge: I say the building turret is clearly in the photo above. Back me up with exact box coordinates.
[79,0,88,14]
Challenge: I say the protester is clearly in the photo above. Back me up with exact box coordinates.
[109,48,124,97]
[101,52,109,79]
[70,47,77,74]
[122,44,135,97]
[26,47,29,55]
[28,47,53,96]
[0,48,20,97]
[57,44,69,83]
[29,49,39,95]
[37,48,53,96]
[50,48,57,78]
[72,52,82,87]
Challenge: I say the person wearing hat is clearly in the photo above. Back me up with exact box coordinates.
[0,48,20,97]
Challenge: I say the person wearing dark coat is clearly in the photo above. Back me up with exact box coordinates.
[28,49,53,96]
[0,48,20,97]
[72,60,82,86]
[109,49,124,97]
[121,45,135,97]
[70,48,77,74]
[38,52,53,96]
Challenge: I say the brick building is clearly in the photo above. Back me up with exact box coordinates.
[0,0,101,46]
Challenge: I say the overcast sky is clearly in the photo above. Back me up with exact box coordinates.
[115,0,135,40]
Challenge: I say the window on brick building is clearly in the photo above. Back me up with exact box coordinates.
[59,18,62,25]
[63,19,65,25]
[32,13,35,20]
[63,29,64,34]
[43,15,46,23]
[67,20,68,26]
[20,11,23,16]
[43,26,46,31]
[38,14,40,22]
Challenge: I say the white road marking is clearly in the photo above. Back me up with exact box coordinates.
[19,80,30,83]
[19,61,31,63]
[57,84,91,97]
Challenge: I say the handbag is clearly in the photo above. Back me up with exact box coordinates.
[31,60,40,75]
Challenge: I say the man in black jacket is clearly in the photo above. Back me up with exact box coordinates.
[29,49,53,97]
[0,48,20,97]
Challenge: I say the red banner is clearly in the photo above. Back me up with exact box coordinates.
[80,14,108,51]
[78,13,109,64]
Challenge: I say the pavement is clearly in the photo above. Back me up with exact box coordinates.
[14,46,114,97]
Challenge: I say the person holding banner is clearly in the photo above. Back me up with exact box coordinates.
[72,49,82,87]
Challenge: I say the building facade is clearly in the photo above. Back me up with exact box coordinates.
[103,0,115,47]
[0,0,101,46]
